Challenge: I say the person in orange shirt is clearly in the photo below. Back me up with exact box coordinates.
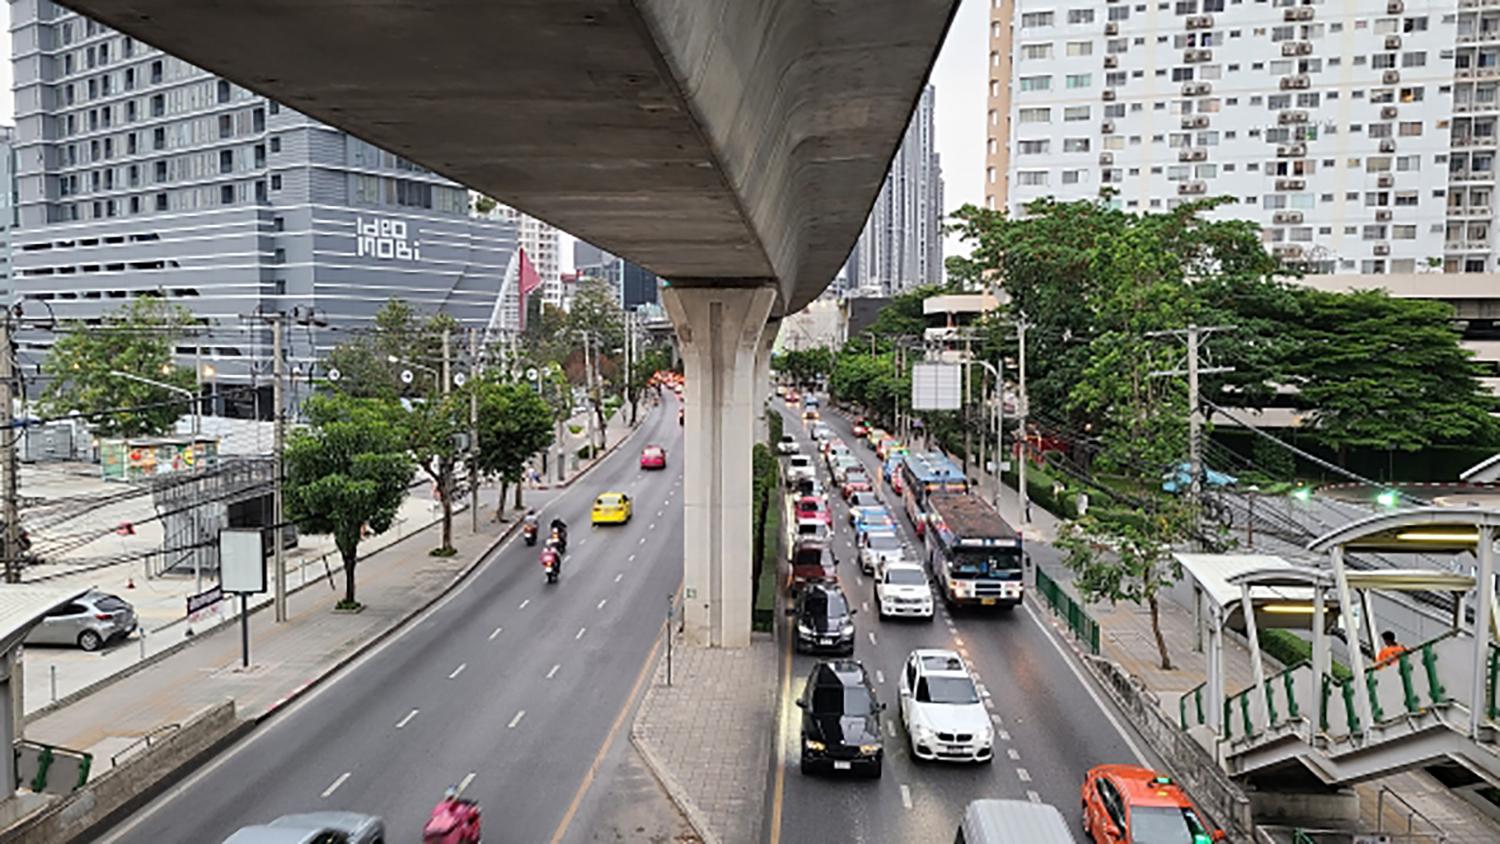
[1376,630,1407,665]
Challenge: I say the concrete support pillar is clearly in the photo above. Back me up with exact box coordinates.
[1331,546,1374,738]
[2,648,17,794]
[1208,609,1224,734]
[1311,585,1328,740]
[753,317,781,446]
[1242,583,1269,733]
[1470,525,1495,739]
[663,284,777,648]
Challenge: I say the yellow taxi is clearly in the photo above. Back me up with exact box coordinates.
[591,492,633,525]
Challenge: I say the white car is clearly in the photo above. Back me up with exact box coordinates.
[831,455,862,485]
[812,423,834,443]
[825,443,853,470]
[859,531,904,575]
[876,562,935,620]
[898,649,993,763]
[786,454,816,486]
[777,434,801,455]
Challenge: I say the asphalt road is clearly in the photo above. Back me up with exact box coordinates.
[100,400,686,844]
[771,401,1162,844]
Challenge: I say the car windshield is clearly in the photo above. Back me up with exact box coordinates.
[866,534,900,551]
[860,516,893,529]
[95,596,130,611]
[791,457,811,466]
[852,494,878,507]
[806,590,849,616]
[598,496,621,506]
[885,568,926,586]
[1128,806,1209,844]
[925,676,980,705]
[847,471,868,481]
[812,685,875,716]
[949,548,1024,578]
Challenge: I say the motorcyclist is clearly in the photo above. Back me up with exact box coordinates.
[540,540,562,579]
[549,517,568,552]
[424,786,482,844]
[522,509,540,544]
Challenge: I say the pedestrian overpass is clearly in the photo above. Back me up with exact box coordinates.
[1174,509,1500,795]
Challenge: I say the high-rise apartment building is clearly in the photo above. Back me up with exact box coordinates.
[844,85,945,296]
[487,203,562,309]
[0,126,18,304]
[8,1,518,391]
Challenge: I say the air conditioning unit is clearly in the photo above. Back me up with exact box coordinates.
[1276,178,1306,190]
[1375,209,1393,221]
[1377,174,1395,187]
[1374,243,1391,255]
[1179,148,1208,162]
[1273,244,1305,259]
[1381,106,1399,120]
[1385,35,1402,50]
[1178,181,1208,195]
[1105,55,1119,69]
[1380,138,1397,152]
[1103,89,1117,101]
[1179,82,1213,96]
[1187,15,1213,30]
[1099,151,1114,165]
[1185,49,1212,63]
[1106,21,1119,35]
[1387,0,1404,12]
[1182,115,1210,129]
[1277,143,1307,157]
[1282,41,1313,57]
[1101,120,1116,133]
[1284,7,1314,21]
[1280,74,1311,90]
[1459,67,1476,79]
[1272,210,1304,224]
[1279,110,1310,124]
[1383,70,1401,84]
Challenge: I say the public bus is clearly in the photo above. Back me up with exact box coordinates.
[898,451,968,536]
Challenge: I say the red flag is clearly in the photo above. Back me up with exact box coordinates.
[517,247,542,331]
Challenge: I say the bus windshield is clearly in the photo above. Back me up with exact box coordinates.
[947,548,1023,579]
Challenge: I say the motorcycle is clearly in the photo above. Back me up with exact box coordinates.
[541,547,560,584]
[424,793,482,844]
[522,520,539,546]
[549,527,568,556]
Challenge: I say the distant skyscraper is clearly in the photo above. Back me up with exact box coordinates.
[0,126,16,305]
[619,259,660,310]
[8,2,518,391]
[843,85,944,296]
[486,202,562,309]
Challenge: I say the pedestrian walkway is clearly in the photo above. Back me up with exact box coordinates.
[632,633,779,844]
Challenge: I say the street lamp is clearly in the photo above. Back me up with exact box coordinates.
[109,369,199,435]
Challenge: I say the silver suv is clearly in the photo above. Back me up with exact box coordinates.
[25,590,137,651]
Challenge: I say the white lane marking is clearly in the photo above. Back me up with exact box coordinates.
[639,537,646,544]
[1007,748,1021,761]
[867,632,878,646]
[458,771,476,793]
[396,709,419,729]
[597,598,608,610]
[546,664,560,679]
[886,720,896,737]
[1017,768,1032,782]
[576,626,587,640]
[519,599,531,610]
[628,553,637,562]
[449,663,467,679]
[614,573,624,583]
[862,601,870,613]
[321,772,351,798]
[875,670,885,684]
[508,710,526,729]
[657,509,663,517]
[900,784,913,810]
[489,626,503,641]
[856,576,864,587]
[649,522,656,530]
[1023,602,1151,765]
[998,728,1011,741]
[985,698,995,711]
[1027,790,1041,803]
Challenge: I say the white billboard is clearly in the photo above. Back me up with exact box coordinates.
[911,362,962,411]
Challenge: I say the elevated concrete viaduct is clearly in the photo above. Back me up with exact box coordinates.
[58,0,960,645]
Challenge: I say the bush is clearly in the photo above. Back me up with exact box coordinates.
[567,424,583,436]
[1260,628,1351,681]
[576,444,594,460]
[751,442,781,630]
[767,408,784,448]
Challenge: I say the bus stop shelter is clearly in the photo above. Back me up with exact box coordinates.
[1,587,88,796]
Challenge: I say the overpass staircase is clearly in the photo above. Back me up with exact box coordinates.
[1180,633,1500,786]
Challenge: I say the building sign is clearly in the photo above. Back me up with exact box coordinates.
[356,217,421,261]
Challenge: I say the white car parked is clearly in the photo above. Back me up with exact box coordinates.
[777,434,801,455]
[876,562,935,620]
[898,649,993,763]
[785,454,817,486]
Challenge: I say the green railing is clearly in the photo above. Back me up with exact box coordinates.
[1180,680,1208,730]
[1035,567,1101,655]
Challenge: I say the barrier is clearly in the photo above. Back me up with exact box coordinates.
[1035,567,1101,655]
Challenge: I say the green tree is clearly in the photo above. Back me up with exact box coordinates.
[406,392,467,555]
[773,347,835,388]
[473,376,555,517]
[40,297,198,438]
[325,299,454,399]
[564,279,626,445]
[626,343,673,424]
[284,394,412,609]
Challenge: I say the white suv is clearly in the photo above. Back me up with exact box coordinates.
[859,531,904,575]
[876,562,934,620]
[898,649,992,763]
[785,454,816,486]
[777,434,801,455]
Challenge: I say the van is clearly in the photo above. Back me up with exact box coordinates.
[954,799,1078,844]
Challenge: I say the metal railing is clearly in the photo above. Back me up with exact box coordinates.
[1035,566,1101,655]
[110,722,181,768]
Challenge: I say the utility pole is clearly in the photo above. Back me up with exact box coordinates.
[469,328,480,534]
[193,343,204,436]
[272,314,287,622]
[1,315,18,584]
[1148,323,1235,543]
[1016,316,1031,528]
[581,330,596,453]
[442,326,452,397]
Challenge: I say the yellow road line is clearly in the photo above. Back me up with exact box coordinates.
[768,606,794,844]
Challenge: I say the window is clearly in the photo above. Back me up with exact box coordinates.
[1393,225,1417,239]
[124,68,134,91]
[253,108,265,133]
[1064,106,1090,121]
[150,60,163,84]
[1018,139,1051,155]
[217,80,231,103]
[1019,75,1052,92]
[220,184,235,205]
[1067,41,1093,57]
[220,150,234,174]
[154,160,167,182]
[1402,52,1426,68]
[153,127,165,150]
[1063,137,1091,152]
[1021,43,1054,60]
[155,192,168,211]
[219,114,233,139]
[271,174,282,191]
[1403,16,1428,33]
[1068,9,1095,24]
[1017,170,1049,186]
[1062,169,1085,184]
[1108,6,1130,22]
[1018,107,1052,124]
[151,94,164,118]
[1399,121,1423,137]
[1022,11,1054,27]
[1066,73,1092,89]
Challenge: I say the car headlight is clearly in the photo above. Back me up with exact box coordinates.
[840,623,855,636]
[804,739,826,751]
[797,622,814,636]
[859,744,881,756]
[912,724,936,742]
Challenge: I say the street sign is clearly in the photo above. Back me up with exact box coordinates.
[453,372,468,388]
[14,740,91,794]
[911,363,962,410]
[327,368,342,382]
[220,529,267,594]
[400,369,415,385]
[186,584,224,616]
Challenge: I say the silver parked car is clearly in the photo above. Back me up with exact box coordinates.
[25,590,137,651]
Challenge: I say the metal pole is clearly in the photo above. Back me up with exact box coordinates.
[1470,525,1495,739]
[1187,323,1202,526]
[273,315,287,623]
[1311,584,1327,740]
[666,593,674,687]
[994,358,1003,509]
[1017,317,1031,528]
[469,329,480,534]
[1,314,19,584]
[193,343,203,436]
[442,326,452,398]
[240,593,250,668]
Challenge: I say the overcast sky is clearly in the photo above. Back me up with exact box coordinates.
[0,1,983,266]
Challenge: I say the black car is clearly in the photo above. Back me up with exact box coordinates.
[794,583,855,655]
[797,660,884,777]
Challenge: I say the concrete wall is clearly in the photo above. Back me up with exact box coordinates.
[2,700,245,844]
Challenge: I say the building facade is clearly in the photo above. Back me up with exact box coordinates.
[8,0,518,387]
[844,85,944,296]
[487,202,562,309]
[0,126,17,304]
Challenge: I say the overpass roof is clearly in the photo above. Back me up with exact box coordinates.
[62,0,960,315]
[1308,507,1500,554]
[0,586,90,656]
[1171,553,1314,616]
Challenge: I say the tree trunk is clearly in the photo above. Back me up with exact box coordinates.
[439,462,455,552]
[343,550,358,606]
[496,480,509,522]
[514,477,524,509]
[1149,591,1173,670]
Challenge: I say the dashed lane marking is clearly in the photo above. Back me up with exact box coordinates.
[997,728,1011,741]
[508,710,526,729]
[519,599,530,610]
[547,664,561,679]
[489,626,503,641]
[628,553,636,562]
[868,632,878,646]
[614,573,623,583]
[900,784,913,810]
[458,772,476,793]
[576,626,588,640]
[1027,790,1041,803]
[1017,768,1032,782]
[396,709,419,729]
[1007,748,1021,761]
[597,598,608,610]
[875,670,885,684]
[449,663,467,679]
[321,772,350,798]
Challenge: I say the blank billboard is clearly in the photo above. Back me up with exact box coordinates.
[911,362,962,411]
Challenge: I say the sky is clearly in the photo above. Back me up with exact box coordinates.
[0,1,984,265]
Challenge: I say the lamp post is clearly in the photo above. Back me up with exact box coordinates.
[109,370,197,434]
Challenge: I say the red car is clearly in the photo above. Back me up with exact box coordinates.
[640,445,667,470]
[795,495,832,525]
[851,420,868,438]
[841,470,873,500]
[1081,765,1223,844]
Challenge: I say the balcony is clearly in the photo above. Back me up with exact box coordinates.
[1271,210,1304,224]
[1186,15,1213,30]
[1182,82,1212,96]
[1184,49,1212,63]
[1182,115,1210,129]
[1380,106,1399,119]
[1388,0,1404,12]
[1102,89,1117,101]
[1179,148,1208,162]
[1101,120,1116,134]
[1272,244,1305,259]
[1375,209,1393,221]
[1385,35,1402,50]
[1377,174,1395,188]
[1099,151,1114,165]
[1178,180,1207,195]
[1105,55,1119,69]
[1284,7,1314,21]
[1105,21,1119,35]
[1383,70,1402,84]
[1380,138,1397,153]
[1373,243,1391,256]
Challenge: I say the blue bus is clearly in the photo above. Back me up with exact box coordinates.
[898,452,968,536]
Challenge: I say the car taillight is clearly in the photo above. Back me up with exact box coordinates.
[95,613,114,620]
